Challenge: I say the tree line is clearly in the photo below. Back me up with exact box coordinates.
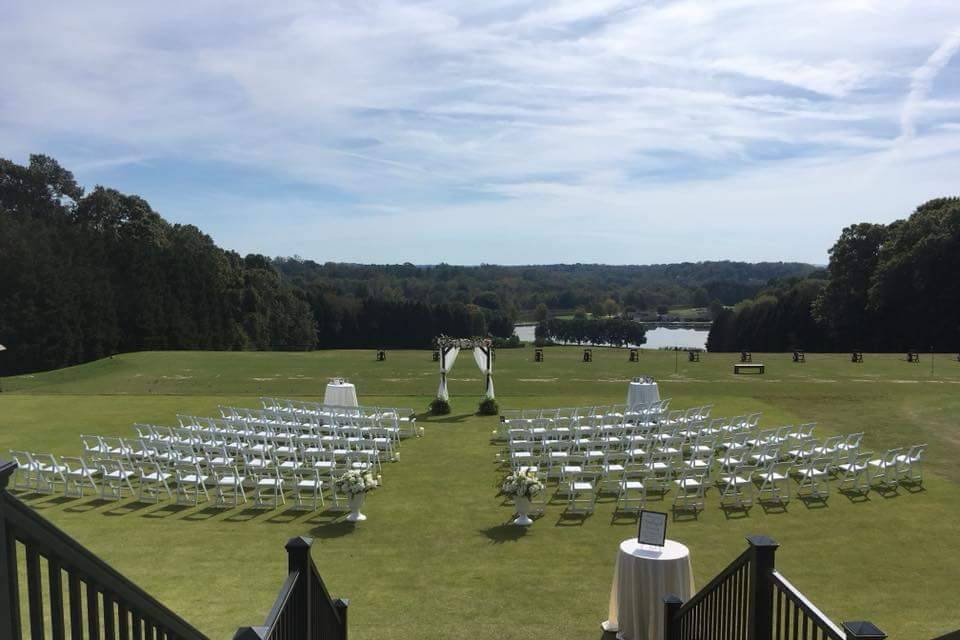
[707,197,960,352]
[0,155,316,375]
[535,316,647,347]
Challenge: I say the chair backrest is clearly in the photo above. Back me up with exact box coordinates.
[907,444,927,462]
[61,456,92,476]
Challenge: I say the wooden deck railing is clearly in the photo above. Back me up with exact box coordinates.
[664,535,888,640]
[0,459,209,640]
[233,537,348,640]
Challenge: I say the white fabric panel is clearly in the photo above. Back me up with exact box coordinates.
[602,539,694,640]
[437,346,460,401]
[473,346,495,398]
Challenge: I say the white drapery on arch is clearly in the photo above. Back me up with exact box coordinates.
[473,345,494,398]
[435,337,494,400]
[437,346,460,401]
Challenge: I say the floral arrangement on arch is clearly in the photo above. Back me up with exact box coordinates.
[500,469,544,500]
[334,470,379,497]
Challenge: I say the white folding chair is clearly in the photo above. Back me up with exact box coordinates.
[9,450,41,491]
[895,444,926,486]
[756,460,792,506]
[868,448,902,491]
[718,464,755,509]
[174,462,210,506]
[252,467,285,509]
[291,467,325,511]
[211,464,247,508]
[138,461,173,503]
[33,453,67,495]
[98,459,135,501]
[62,456,99,498]
[795,456,831,499]
[672,469,707,513]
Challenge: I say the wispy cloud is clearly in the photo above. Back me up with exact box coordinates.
[899,27,960,141]
[1,1,959,264]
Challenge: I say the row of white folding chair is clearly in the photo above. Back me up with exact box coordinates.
[502,400,669,425]
[139,419,399,458]
[99,453,359,508]
[259,400,417,433]
[81,431,383,484]
[10,447,365,511]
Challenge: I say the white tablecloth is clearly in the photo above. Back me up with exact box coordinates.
[627,381,660,407]
[324,382,358,407]
[602,539,694,640]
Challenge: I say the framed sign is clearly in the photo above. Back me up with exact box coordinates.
[638,510,667,547]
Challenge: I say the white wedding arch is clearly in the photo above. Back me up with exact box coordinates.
[435,336,494,401]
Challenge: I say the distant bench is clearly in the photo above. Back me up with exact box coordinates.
[734,363,765,375]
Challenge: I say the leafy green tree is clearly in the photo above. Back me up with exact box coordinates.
[534,303,549,322]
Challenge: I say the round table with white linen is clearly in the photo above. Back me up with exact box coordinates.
[601,539,694,640]
[323,382,358,407]
[627,381,660,407]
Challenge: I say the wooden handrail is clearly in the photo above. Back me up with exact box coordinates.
[234,536,347,640]
[772,571,845,640]
[1,460,209,640]
[673,545,752,618]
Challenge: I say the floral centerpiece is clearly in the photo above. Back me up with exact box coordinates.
[335,470,378,522]
[500,469,543,526]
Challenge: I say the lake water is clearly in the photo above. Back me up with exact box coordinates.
[513,324,709,350]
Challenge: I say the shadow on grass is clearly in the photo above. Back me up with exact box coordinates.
[609,510,639,526]
[181,505,227,522]
[222,507,270,523]
[141,503,192,519]
[309,520,358,539]
[720,505,752,520]
[103,501,152,517]
[480,523,529,543]
[798,495,829,509]
[555,512,590,527]
[24,495,75,509]
[599,630,618,640]
[265,508,313,525]
[672,509,701,522]
[758,500,789,514]
[839,489,871,504]
[417,412,476,425]
[65,498,115,513]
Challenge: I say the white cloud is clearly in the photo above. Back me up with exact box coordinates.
[1,0,959,264]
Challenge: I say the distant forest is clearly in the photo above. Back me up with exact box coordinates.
[708,197,960,353]
[1,154,820,375]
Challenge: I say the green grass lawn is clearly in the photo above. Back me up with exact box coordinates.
[2,348,959,639]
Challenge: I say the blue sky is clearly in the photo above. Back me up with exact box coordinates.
[3,1,960,264]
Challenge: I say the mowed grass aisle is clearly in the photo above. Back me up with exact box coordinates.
[2,348,960,639]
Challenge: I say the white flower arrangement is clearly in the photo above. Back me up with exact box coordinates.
[500,469,544,500]
[334,470,379,497]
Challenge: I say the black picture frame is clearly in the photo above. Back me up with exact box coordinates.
[638,509,667,547]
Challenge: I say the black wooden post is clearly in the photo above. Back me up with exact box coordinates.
[335,597,350,640]
[842,621,887,640]
[0,461,22,640]
[232,626,268,640]
[747,535,778,640]
[287,536,314,640]
[662,594,683,640]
